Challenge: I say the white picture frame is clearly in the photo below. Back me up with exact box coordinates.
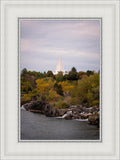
[18,17,102,142]
[0,0,119,160]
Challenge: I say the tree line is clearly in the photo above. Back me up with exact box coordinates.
[21,67,99,108]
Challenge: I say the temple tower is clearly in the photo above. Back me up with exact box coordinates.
[54,55,65,75]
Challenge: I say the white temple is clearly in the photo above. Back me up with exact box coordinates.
[54,55,65,75]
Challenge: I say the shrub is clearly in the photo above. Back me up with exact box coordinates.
[54,83,63,95]
[70,97,78,105]
[55,74,64,82]
[21,93,31,105]
[92,100,99,106]
[55,101,69,109]
[71,73,99,106]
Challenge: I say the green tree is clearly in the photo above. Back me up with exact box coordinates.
[63,74,69,80]
[21,68,27,76]
[68,71,78,80]
[46,70,54,78]
[86,70,94,76]
[43,72,47,77]
[54,83,63,96]
[67,67,78,80]
[55,74,64,82]
[71,73,99,106]
[71,67,77,73]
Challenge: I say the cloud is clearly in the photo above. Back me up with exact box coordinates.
[20,19,100,72]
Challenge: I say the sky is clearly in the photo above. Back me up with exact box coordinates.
[20,19,100,73]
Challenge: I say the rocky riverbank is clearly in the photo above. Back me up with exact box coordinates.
[22,101,99,127]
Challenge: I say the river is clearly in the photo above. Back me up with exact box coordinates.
[20,109,99,140]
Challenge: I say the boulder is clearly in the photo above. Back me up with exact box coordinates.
[23,101,46,111]
[22,102,99,123]
[57,109,67,116]
[22,101,67,117]
[62,111,73,120]
[64,112,73,120]
[88,113,99,127]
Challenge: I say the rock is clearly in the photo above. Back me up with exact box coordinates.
[64,112,73,120]
[22,101,55,117]
[44,104,53,116]
[57,109,67,116]
[72,115,81,119]
[22,102,99,123]
[23,101,46,111]
[88,113,99,127]
[87,113,93,116]
[54,109,60,116]
[22,101,68,117]
[29,109,42,113]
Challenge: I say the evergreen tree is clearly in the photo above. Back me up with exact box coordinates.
[68,67,78,80]
[47,70,54,78]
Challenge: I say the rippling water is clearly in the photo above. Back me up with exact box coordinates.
[20,109,99,140]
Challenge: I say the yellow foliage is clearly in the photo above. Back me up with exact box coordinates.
[45,89,59,101]
[23,94,31,101]
[36,78,56,95]
[21,93,32,104]
[58,81,73,93]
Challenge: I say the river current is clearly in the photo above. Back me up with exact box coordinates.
[20,109,99,140]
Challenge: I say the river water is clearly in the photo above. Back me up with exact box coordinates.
[20,109,99,140]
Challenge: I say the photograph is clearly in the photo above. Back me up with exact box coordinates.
[20,19,101,140]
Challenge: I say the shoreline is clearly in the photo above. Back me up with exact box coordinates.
[21,101,99,127]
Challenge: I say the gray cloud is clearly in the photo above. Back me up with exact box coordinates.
[20,19,100,72]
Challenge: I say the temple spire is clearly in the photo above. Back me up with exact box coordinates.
[54,55,65,75]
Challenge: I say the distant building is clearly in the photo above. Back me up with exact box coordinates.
[54,55,67,75]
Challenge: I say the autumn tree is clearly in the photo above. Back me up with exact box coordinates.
[58,81,74,95]
[35,78,60,102]
[78,71,86,79]
[71,73,99,106]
